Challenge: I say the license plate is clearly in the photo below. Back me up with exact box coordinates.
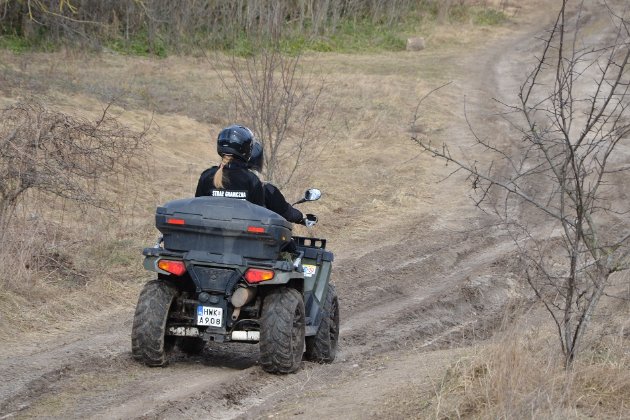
[197,306,223,327]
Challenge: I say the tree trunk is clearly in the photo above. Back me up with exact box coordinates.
[438,0,453,24]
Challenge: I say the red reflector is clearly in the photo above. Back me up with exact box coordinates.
[167,218,185,225]
[244,268,275,283]
[247,226,265,234]
[157,260,187,276]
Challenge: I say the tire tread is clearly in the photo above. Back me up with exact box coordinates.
[131,280,177,367]
[259,287,305,374]
[305,284,339,363]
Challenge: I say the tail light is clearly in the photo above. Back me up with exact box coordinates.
[244,268,274,283]
[247,226,265,234]
[166,218,186,225]
[157,259,187,276]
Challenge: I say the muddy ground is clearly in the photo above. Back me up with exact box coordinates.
[0,1,622,419]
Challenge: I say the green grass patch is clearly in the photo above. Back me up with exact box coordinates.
[234,19,407,56]
[0,34,56,53]
[0,35,31,53]
[449,6,507,26]
[324,20,407,52]
[106,32,167,58]
[472,8,508,26]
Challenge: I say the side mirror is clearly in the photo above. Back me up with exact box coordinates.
[293,188,322,205]
[304,188,321,202]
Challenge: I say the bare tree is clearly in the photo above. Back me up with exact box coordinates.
[0,100,150,240]
[0,0,421,51]
[214,47,327,187]
[437,0,453,24]
[412,0,630,367]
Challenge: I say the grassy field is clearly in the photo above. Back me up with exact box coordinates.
[0,17,493,338]
[1,1,629,417]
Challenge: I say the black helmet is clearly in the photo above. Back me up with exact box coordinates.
[217,124,254,161]
[248,140,264,172]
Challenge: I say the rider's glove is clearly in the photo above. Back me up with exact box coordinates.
[303,214,317,228]
[153,234,164,248]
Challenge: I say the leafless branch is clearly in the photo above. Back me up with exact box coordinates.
[210,46,330,188]
[0,99,150,240]
[411,0,630,368]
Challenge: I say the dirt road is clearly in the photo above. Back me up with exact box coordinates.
[0,1,577,418]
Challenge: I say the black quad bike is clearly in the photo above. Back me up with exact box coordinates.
[131,189,339,374]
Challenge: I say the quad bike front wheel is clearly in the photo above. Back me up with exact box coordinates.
[259,287,305,374]
[305,284,339,363]
[131,280,178,366]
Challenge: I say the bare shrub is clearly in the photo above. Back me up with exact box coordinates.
[413,0,630,367]
[0,99,151,325]
[0,215,85,292]
[215,48,328,187]
[0,100,150,240]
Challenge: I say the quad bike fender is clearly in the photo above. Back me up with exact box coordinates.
[143,255,170,275]
[257,271,304,288]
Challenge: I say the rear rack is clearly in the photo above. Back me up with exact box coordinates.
[293,236,333,264]
[293,236,327,250]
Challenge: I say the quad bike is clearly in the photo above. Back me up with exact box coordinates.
[131,189,339,374]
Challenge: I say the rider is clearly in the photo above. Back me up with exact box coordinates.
[195,124,265,206]
[248,141,312,226]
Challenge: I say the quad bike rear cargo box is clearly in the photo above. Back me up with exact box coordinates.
[156,197,292,260]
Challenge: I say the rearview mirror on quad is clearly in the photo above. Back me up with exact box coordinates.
[294,188,321,205]
[304,188,321,201]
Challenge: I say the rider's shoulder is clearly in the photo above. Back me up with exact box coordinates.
[244,169,263,183]
[264,183,284,197]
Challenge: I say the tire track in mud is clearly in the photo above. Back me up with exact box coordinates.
[338,235,524,355]
[115,240,520,419]
[127,219,527,419]
[0,221,524,420]
[0,314,135,418]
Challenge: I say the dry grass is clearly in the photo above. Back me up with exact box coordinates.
[0,12,490,340]
[0,197,151,339]
[0,100,162,339]
[428,306,630,419]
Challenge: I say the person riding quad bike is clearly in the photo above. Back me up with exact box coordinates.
[195,124,315,229]
[132,124,338,374]
[195,124,265,206]
[248,140,316,228]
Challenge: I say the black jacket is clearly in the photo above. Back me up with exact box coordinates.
[264,183,304,224]
[195,160,265,206]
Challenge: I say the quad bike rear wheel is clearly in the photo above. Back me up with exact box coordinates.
[305,284,339,363]
[131,280,178,366]
[259,287,305,374]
